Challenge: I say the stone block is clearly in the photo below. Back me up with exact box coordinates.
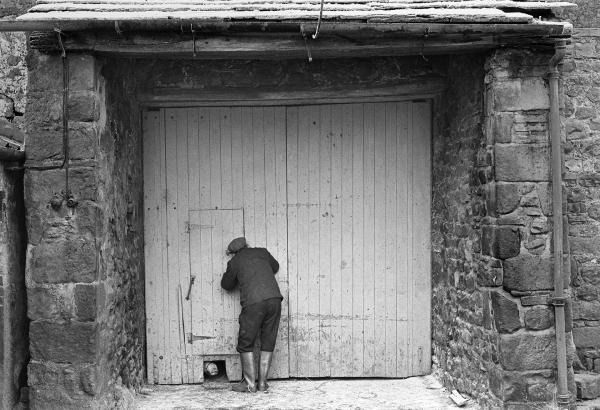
[26,52,62,93]
[573,327,600,348]
[524,306,554,330]
[28,232,97,284]
[25,92,62,127]
[495,183,521,214]
[499,331,575,371]
[25,121,98,162]
[491,291,522,333]
[482,225,521,259]
[68,54,96,92]
[69,122,98,160]
[573,300,600,321]
[491,113,514,143]
[67,91,99,122]
[576,373,600,399]
[493,78,550,111]
[28,360,102,408]
[24,167,99,244]
[503,253,553,292]
[571,236,600,256]
[495,145,550,182]
[27,285,73,321]
[74,283,103,322]
[30,321,98,363]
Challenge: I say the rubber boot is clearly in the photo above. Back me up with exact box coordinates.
[232,352,257,393]
[257,351,273,392]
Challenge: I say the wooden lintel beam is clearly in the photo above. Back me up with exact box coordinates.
[61,32,557,59]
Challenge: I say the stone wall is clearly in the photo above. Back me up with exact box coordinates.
[0,163,27,410]
[564,30,600,376]
[485,48,576,407]
[24,52,143,409]
[97,58,145,399]
[430,53,502,407]
[432,48,579,408]
[558,0,600,397]
[0,4,29,410]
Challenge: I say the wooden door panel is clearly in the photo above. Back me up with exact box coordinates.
[188,209,244,355]
[286,102,432,378]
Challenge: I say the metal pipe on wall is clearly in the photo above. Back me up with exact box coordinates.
[548,39,569,408]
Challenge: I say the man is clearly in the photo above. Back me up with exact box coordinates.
[221,237,282,393]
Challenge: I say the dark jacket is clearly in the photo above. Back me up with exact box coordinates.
[221,247,282,308]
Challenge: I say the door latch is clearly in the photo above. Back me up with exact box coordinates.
[185,275,196,300]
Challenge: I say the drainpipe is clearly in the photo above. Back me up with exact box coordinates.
[548,39,569,408]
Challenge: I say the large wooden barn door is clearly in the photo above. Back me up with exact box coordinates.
[144,107,289,384]
[144,100,431,383]
[286,102,431,378]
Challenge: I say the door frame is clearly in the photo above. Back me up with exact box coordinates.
[141,88,440,383]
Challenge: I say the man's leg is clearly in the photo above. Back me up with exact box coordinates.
[258,298,282,392]
[233,302,265,393]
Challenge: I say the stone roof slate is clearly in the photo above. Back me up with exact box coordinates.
[18,0,575,24]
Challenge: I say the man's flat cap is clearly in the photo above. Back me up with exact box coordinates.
[227,237,247,254]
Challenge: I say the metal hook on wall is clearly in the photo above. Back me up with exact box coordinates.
[420,27,430,62]
[300,24,313,63]
[191,24,197,57]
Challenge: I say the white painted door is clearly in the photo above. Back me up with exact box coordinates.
[143,101,431,383]
[286,102,431,378]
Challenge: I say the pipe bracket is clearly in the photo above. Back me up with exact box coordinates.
[549,296,568,306]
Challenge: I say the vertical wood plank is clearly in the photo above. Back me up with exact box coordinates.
[241,107,255,247]
[157,109,171,384]
[307,105,321,376]
[275,107,289,378]
[373,103,387,378]
[286,106,299,376]
[187,109,205,382]
[208,108,223,353]
[165,109,183,383]
[230,107,244,320]
[175,108,191,383]
[143,109,159,383]
[339,104,354,377]
[198,108,214,355]
[394,102,409,378]
[328,104,343,378]
[295,106,311,376]
[318,105,332,377]
[253,108,267,248]
[220,108,237,356]
[384,102,398,377]
[351,103,365,377]
[411,101,432,375]
[362,103,376,377]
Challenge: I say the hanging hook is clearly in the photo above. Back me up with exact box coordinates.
[191,24,197,57]
[114,21,122,36]
[54,28,66,57]
[420,27,430,62]
[300,24,313,63]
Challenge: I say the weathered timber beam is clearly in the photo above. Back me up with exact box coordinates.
[0,19,572,38]
[60,32,558,58]
[138,81,447,106]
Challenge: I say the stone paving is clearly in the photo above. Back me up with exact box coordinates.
[135,376,481,410]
